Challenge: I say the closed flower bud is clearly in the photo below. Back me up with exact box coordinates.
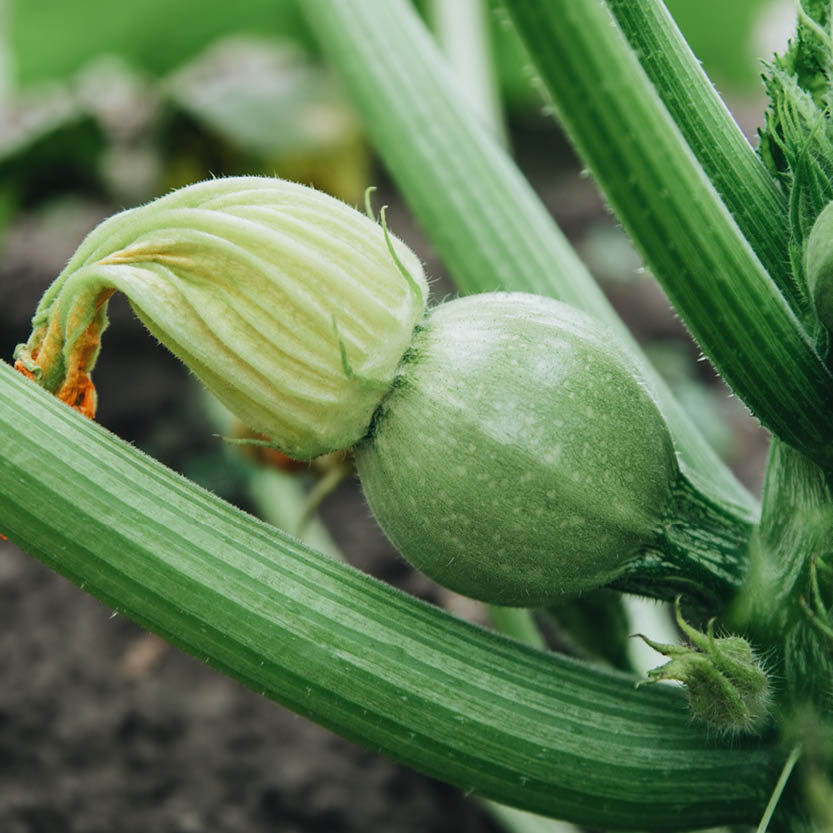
[14,177,428,458]
[639,598,771,733]
[806,200,833,333]
[355,293,678,607]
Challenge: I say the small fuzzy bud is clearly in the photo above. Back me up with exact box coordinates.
[639,598,771,734]
[806,200,833,332]
[14,177,428,458]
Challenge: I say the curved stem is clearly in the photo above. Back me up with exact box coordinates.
[0,362,779,829]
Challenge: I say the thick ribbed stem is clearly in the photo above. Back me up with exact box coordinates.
[616,474,754,613]
[0,362,780,829]
[734,440,833,710]
[500,0,833,469]
[606,0,799,322]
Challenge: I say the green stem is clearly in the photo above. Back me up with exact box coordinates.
[428,0,508,148]
[0,362,780,829]
[499,0,833,469]
[246,466,343,560]
[239,408,555,833]
[615,474,753,613]
[487,606,546,650]
[756,745,802,833]
[233,408,557,833]
[301,0,759,529]
[733,440,833,710]
[740,441,833,623]
[606,0,801,322]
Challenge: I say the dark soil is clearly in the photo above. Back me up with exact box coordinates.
[0,120,769,832]
[0,533,504,833]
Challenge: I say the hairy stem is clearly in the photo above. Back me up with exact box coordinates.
[500,0,833,469]
[615,473,753,613]
[606,0,799,321]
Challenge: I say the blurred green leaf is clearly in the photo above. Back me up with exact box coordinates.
[8,0,311,87]
[0,85,105,203]
[664,0,778,91]
[165,38,355,160]
[162,37,367,201]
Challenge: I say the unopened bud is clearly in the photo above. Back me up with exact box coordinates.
[639,598,771,733]
[14,177,428,458]
[806,201,833,332]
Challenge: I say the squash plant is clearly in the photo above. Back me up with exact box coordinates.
[2,0,832,829]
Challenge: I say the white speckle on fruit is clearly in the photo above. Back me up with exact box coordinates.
[544,443,562,464]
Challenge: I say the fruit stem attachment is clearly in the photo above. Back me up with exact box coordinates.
[614,472,754,613]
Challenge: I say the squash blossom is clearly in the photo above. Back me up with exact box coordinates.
[14,177,428,458]
[16,176,686,607]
